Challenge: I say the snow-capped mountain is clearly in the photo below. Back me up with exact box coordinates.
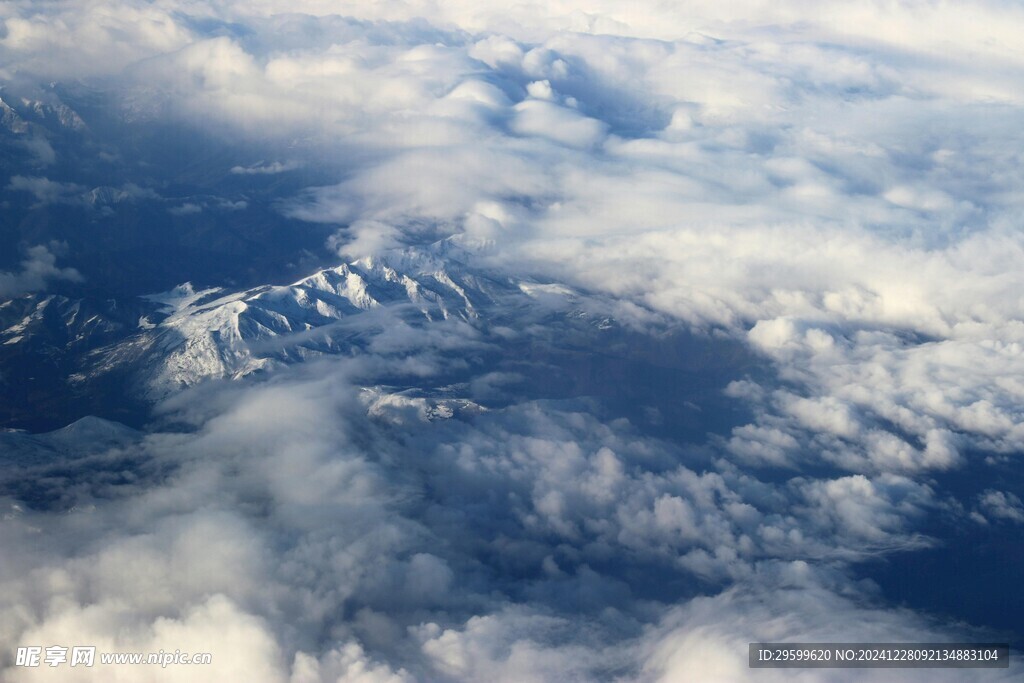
[0,245,606,408]
[0,294,127,350]
[0,88,87,137]
[0,96,29,135]
[0,240,623,429]
[0,292,157,429]
[114,250,502,396]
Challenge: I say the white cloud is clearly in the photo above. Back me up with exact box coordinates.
[640,562,1015,683]
[231,160,301,175]
[2,1,1024,680]
[977,489,1024,524]
[0,1,195,79]
[291,642,412,683]
[7,175,84,204]
[510,100,607,148]
[0,243,82,297]
[168,202,202,215]
[18,136,55,165]
[0,347,979,680]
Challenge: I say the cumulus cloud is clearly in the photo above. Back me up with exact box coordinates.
[639,562,1011,683]
[2,0,1024,680]
[167,202,202,215]
[231,160,301,175]
[510,100,607,148]
[7,175,85,205]
[0,243,82,298]
[0,0,194,78]
[7,176,158,209]
[976,489,1024,524]
[0,351,986,681]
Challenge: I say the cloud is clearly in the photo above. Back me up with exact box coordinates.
[7,175,84,205]
[976,489,1024,524]
[291,642,412,683]
[639,562,1013,683]
[168,202,202,215]
[230,161,301,175]
[18,136,55,165]
[0,258,999,680]
[7,176,158,210]
[0,0,194,79]
[0,243,82,298]
[510,100,607,148]
[0,362,419,680]
[2,1,1024,680]
[0,310,986,680]
[415,608,619,682]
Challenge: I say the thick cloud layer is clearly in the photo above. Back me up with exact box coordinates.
[2,1,1023,681]
[0,349,1009,682]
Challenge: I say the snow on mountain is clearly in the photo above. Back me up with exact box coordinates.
[83,184,159,207]
[0,96,28,135]
[0,242,606,428]
[0,242,612,422]
[360,386,487,425]
[20,96,87,131]
[0,294,130,350]
[0,89,87,137]
[92,247,554,399]
[0,415,140,466]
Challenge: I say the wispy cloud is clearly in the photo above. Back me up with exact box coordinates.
[0,242,81,297]
[230,160,301,175]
